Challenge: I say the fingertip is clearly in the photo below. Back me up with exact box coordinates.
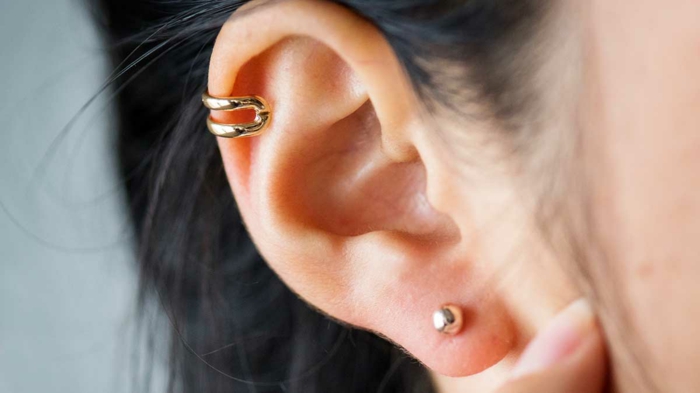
[510,299,597,379]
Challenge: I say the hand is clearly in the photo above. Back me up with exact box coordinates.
[495,300,608,393]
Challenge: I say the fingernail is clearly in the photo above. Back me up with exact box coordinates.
[510,298,596,379]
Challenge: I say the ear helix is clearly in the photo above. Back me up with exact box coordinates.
[433,304,464,335]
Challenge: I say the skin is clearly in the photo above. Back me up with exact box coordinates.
[207,0,700,391]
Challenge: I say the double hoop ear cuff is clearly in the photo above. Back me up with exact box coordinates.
[202,92,271,138]
[433,305,464,335]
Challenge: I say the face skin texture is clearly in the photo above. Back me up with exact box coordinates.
[207,0,700,391]
[578,1,700,391]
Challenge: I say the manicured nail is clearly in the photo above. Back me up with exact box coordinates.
[510,298,596,379]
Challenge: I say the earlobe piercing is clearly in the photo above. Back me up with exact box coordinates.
[202,92,271,138]
[433,305,463,335]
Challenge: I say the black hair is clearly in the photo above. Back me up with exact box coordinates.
[88,1,543,392]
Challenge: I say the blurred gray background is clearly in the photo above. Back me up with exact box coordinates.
[0,0,165,392]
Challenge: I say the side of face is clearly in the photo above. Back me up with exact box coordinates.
[206,0,700,390]
[577,0,700,391]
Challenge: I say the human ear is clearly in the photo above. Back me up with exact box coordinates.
[207,0,517,377]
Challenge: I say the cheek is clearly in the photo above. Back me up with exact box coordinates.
[581,1,700,388]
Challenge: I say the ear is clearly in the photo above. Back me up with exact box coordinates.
[208,0,517,377]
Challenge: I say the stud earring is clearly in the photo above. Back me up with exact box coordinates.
[202,92,271,138]
[433,305,463,335]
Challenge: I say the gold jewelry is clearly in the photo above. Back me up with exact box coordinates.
[202,92,271,138]
[433,305,464,335]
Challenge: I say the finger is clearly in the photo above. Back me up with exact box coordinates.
[495,299,608,393]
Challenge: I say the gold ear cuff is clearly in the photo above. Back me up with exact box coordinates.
[202,92,271,138]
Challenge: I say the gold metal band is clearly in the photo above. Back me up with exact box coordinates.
[202,92,271,138]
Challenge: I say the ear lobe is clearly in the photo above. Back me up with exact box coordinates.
[208,0,518,378]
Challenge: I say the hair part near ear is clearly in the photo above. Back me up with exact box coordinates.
[87,0,563,392]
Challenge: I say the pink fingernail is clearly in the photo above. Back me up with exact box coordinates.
[510,299,596,379]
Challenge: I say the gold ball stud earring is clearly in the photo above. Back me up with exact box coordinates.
[433,305,463,335]
[202,92,271,138]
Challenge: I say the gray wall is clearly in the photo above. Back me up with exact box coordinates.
[0,1,164,392]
